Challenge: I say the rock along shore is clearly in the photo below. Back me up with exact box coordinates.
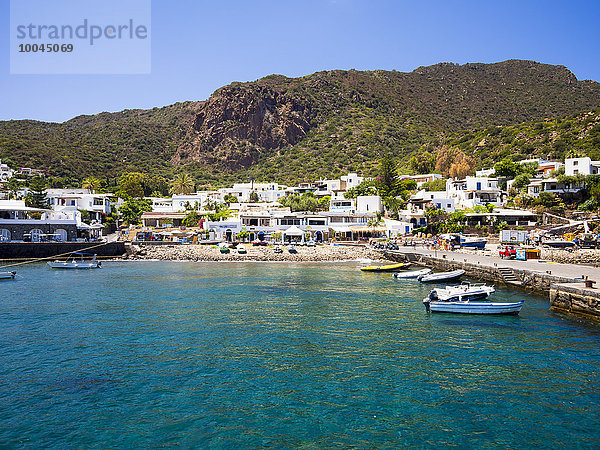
[123,244,383,263]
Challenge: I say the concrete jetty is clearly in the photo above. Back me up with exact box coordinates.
[385,247,600,321]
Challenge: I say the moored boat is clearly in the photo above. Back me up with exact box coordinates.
[48,253,101,269]
[237,244,247,254]
[417,269,464,283]
[460,235,487,249]
[0,271,16,280]
[361,262,410,273]
[428,282,495,301]
[423,299,524,315]
[392,268,432,279]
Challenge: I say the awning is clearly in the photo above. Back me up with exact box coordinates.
[283,225,304,236]
[329,226,352,233]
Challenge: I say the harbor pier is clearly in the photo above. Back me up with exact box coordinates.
[385,247,600,321]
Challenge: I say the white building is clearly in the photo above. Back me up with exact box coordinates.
[565,157,600,176]
[46,189,112,222]
[526,177,584,198]
[356,196,383,214]
[0,160,12,182]
[0,199,79,242]
[408,190,455,213]
[446,177,502,209]
[329,198,355,212]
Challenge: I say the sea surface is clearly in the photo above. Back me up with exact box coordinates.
[1,261,600,448]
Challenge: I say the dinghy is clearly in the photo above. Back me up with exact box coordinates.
[392,268,432,279]
[417,269,464,283]
[361,263,410,273]
[0,271,16,280]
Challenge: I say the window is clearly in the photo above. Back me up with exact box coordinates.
[447,204,451,209]
[573,160,578,166]
[29,229,43,242]
[54,229,67,241]
[0,229,10,241]
[93,198,104,206]
[476,182,482,190]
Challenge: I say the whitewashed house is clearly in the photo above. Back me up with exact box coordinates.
[46,189,111,222]
[0,160,12,182]
[565,157,600,176]
[446,177,503,209]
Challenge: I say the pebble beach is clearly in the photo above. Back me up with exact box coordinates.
[124,243,384,262]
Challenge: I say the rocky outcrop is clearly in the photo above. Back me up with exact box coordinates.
[172,83,313,169]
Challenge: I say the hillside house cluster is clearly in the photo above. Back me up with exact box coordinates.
[0,155,594,243]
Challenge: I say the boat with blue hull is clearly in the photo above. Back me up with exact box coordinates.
[423,299,524,315]
[460,235,488,249]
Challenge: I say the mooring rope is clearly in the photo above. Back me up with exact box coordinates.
[0,241,116,270]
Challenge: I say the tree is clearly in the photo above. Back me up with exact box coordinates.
[147,176,170,197]
[279,192,322,212]
[26,176,48,209]
[512,174,530,191]
[376,154,400,198]
[249,191,259,202]
[223,194,238,204]
[118,198,152,225]
[82,176,102,193]
[118,172,146,199]
[421,178,446,191]
[318,195,331,211]
[171,173,195,195]
[182,211,201,227]
[494,158,520,178]
[344,180,377,199]
[409,149,436,174]
[436,146,475,178]
[448,152,476,179]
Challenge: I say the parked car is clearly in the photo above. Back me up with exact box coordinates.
[499,245,517,259]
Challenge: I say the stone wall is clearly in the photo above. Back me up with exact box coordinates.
[0,223,78,241]
[385,250,574,293]
[550,284,600,321]
[0,242,126,259]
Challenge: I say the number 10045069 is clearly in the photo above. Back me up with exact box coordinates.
[18,43,74,52]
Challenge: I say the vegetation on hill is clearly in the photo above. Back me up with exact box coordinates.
[1,60,600,187]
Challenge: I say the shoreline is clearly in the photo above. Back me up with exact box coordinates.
[123,243,385,263]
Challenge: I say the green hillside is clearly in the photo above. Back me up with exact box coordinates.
[1,60,599,186]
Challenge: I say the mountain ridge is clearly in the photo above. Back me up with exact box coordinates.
[1,60,600,185]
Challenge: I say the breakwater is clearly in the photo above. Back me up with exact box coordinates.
[385,249,600,321]
[0,241,126,260]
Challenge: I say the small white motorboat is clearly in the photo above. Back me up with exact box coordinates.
[237,244,247,254]
[427,282,495,301]
[48,253,101,269]
[0,271,16,280]
[423,298,524,315]
[392,268,432,279]
[418,269,465,283]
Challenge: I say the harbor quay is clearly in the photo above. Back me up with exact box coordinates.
[384,246,600,321]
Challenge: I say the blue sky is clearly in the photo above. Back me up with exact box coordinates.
[1,0,599,123]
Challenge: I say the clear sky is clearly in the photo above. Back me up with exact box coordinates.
[1,0,599,123]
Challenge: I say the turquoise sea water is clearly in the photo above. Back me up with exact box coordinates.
[1,261,600,448]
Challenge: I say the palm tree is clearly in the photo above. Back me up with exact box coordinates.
[170,173,195,195]
[82,176,101,193]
